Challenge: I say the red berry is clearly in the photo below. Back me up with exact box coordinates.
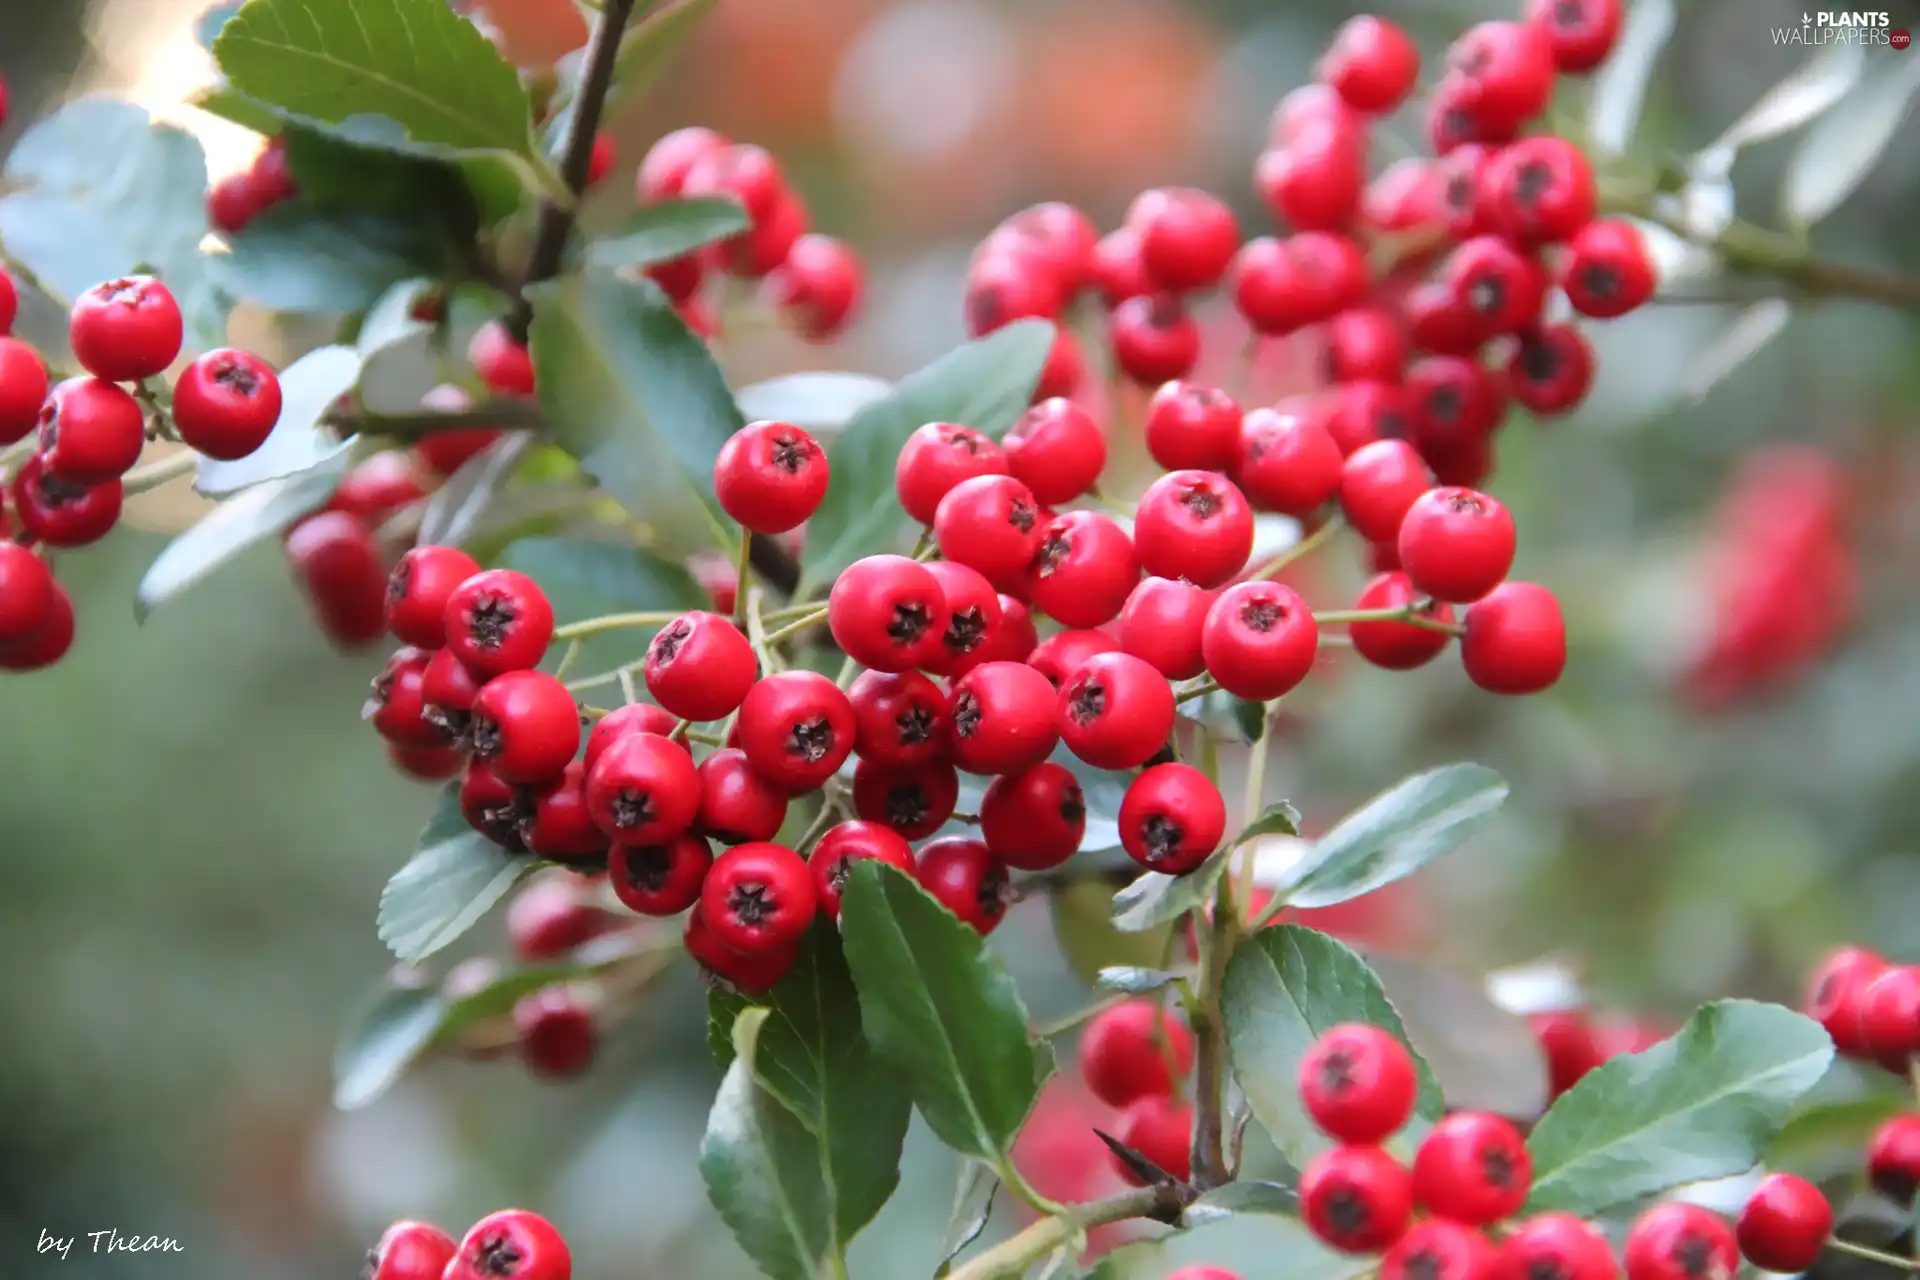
[1382,1221,1498,1280]
[949,660,1060,776]
[737,670,856,793]
[1299,1023,1419,1144]
[327,451,426,523]
[249,137,296,205]
[1861,966,1920,1068]
[896,422,1009,526]
[1349,572,1456,670]
[0,265,13,333]
[1484,137,1597,246]
[1027,510,1140,629]
[1120,577,1214,681]
[366,1220,458,1280]
[1412,1110,1532,1225]
[1497,1215,1619,1280]
[1091,226,1153,307]
[385,545,481,649]
[0,337,51,444]
[934,474,1045,591]
[1257,128,1367,234]
[283,510,384,644]
[1033,328,1085,402]
[1398,487,1517,603]
[1235,406,1344,518]
[1301,1145,1414,1253]
[421,647,485,744]
[515,763,610,865]
[848,669,950,768]
[37,377,144,483]
[444,569,554,678]
[13,454,124,546]
[1737,1174,1831,1274]
[1327,381,1415,456]
[684,901,799,992]
[1444,236,1549,341]
[172,348,283,460]
[829,554,946,674]
[965,249,1065,336]
[852,756,960,839]
[995,202,1099,295]
[469,320,536,398]
[915,836,1012,935]
[714,419,829,535]
[583,702,678,773]
[1146,381,1241,474]
[470,671,580,784]
[1525,0,1624,73]
[0,542,57,645]
[1059,651,1175,771]
[1110,295,1200,385]
[207,171,263,234]
[637,126,730,202]
[365,647,449,748]
[1028,628,1118,688]
[448,1210,571,1280]
[585,132,615,186]
[506,870,610,960]
[609,833,712,916]
[646,610,756,721]
[1444,22,1558,134]
[1112,1094,1195,1184]
[515,985,597,1077]
[1133,471,1255,590]
[1131,187,1241,293]
[1509,325,1595,416]
[1119,763,1225,875]
[1080,1000,1196,1107]
[1624,1203,1737,1280]
[1529,1010,1607,1097]
[768,233,863,341]
[0,579,73,671]
[701,841,817,952]
[1324,307,1409,385]
[1365,158,1447,239]
[809,820,915,917]
[1406,357,1507,457]
[584,730,699,841]
[461,759,526,850]
[922,559,1003,679]
[69,275,182,382]
[980,762,1086,871]
[695,748,788,845]
[1319,15,1421,113]
[1341,440,1438,544]
[1803,944,1886,1059]
[1004,398,1106,506]
[1462,582,1565,695]
[1562,220,1657,319]
[1169,1270,1242,1280]
[1434,145,1496,238]
[1201,580,1319,702]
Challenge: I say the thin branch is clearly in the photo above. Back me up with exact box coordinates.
[945,1185,1191,1280]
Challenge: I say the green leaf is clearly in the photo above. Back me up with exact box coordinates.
[213,0,541,165]
[1277,764,1508,910]
[1097,967,1181,995]
[279,127,480,229]
[357,278,435,356]
[190,85,286,135]
[195,345,361,496]
[0,97,208,303]
[1184,690,1268,745]
[417,435,535,549]
[528,271,741,557]
[1222,925,1444,1164]
[207,207,438,314]
[1524,999,1835,1215]
[1050,878,1176,987]
[797,320,1055,594]
[839,861,1053,1165]
[587,198,751,269]
[735,373,893,438]
[377,784,536,963]
[1111,848,1231,934]
[1781,56,1920,227]
[1366,953,1550,1119]
[332,985,444,1110]
[935,1161,999,1277]
[492,535,707,677]
[1183,1180,1297,1227]
[136,457,348,621]
[1088,1212,1372,1280]
[1235,801,1302,847]
[1769,1095,1914,1172]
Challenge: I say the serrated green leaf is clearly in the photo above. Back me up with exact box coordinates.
[935,1161,999,1277]
[1768,1095,1914,1173]
[839,861,1053,1165]
[1525,999,1835,1215]
[331,985,444,1110]
[1235,801,1301,847]
[190,85,286,135]
[1051,878,1176,986]
[587,197,750,269]
[207,206,438,314]
[378,784,535,963]
[1223,925,1444,1164]
[1276,764,1507,910]
[797,320,1055,594]
[735,373,893,438]
[213,0,540,165]
[136,456,348,621]
[1111,848,1231,934]
[528,271,740,557]
[195,345,361,496]
[1097,967,1181,995]
[493,535,707,677]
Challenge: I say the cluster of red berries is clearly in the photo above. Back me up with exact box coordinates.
[1524,1006,1665,1100]
[0,272,285,670]
[1280,1024,1835,1280]
[1804,945,1920,1211]
[1074,999,1201,1184]
[205,136,300,234]
[364,1208,569,1280]
[962,0,1654,496]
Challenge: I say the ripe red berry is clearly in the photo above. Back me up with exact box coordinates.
[694,748,788,846]
[172,349,283,460]
[829,554,946,674]
[1299,1023,1419,1145]
[37,377,144,483]
[1328,381,1416,456]
[701,841,817,952]
[991,202,1099,294]
[1027,510,1140,629]
[1004,398,1106,505]
[923,559,1003,678]
[1257,128,1367,234]
[915,836,1013,935]
[1168,1269,1242,1280]
[1509,325,1596,416]
[737,670,856,792]
[896,423,1008,526]
[1319,15,1421,113]
[964,249,1065,336]
[516,985,597,1078]
[1461,582,1565,695]
[283,510,384,644]
[448,1209,571,1280]
[980,762,1087,871]
[468,320,536,398]
[1624,1203,1737,1280]
[1444,21,1558,134]
[417,651,482,747]
[935,474,1045,590]
[1528,1010,1607,1097]
[852,757,960,839]
[949,660,1060,776]
[366,1220,458,1280]
[1119,762,1225,875]
[10,454,123,547]
[1131,187,1241,293]
[0,265,13,334]
[70,275,182,382]
[1525,0,1624,73]
[1349,572,1457,670]
[1484,137,1597,246]
[470,671,580,784]
[506,870,609,960]
[646,610,756,721]
[1133,470,1255,590]
[1145,381,1240,474]
[1412,1111,1532,1225]
[1234,406,1344,518]
[1028,627,1118,688]
[1120,577,1214,681]
[0,337,49,444]
[1803,944,1886,1059]
[684,900,799,992]
[1301,1144,1414,1253]
[515,763,610,865]
[249,137,296,205]
[1397,487,1517,604]
[810,820,915,918]
[1080,1000,1196,1107]
[1869,1114,1920,1204]
[848,669,949,769]
[0,542,57,645]
[714,420,829,535]
[585,730,699,842]
[365,647,449,748]
[1497,1214,1619,1280]
[638,126,730,202]
[385,545,482,649]
[1406,357,1506,457]
[0,578,74,671]
[1382,1220,1497,1280]
[1112,1094,1195,1184]
[1110,295,1200,385]
[767,233,863,341]
[444,569,554,678]
[1058,651,1175,771]
[1033,328,1085,402]
[1090,226,1152,307]
[1737,1174,1831,1274]
[207,171,262,234]
[1562,219,1657,319]
[327,451,426,523]
[460,759,527,850]
[609,833,713,916]
[1201,580,1319,702]
[583,701,678,773]
[1444,236,1549,341]
[1341,440,1439,544]
[1324,307,1409,385]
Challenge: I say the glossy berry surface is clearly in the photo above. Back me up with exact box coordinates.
[1119,763,1226,874]
[172,349,283,460]
[69,275,183,382]
[1737,1174,1831,1274]
[1301,1144,1414,1253]
[1412,1110,1532,1226]
[914,836,1012,935]
[1298,1023,1419,1144]
[366,1220,458,1280]
[714,420,829,535]
[447,1208,572,1280]
[1079,1000,1195,1108]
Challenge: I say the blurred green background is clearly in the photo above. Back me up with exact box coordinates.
[3,0,1919,1275]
